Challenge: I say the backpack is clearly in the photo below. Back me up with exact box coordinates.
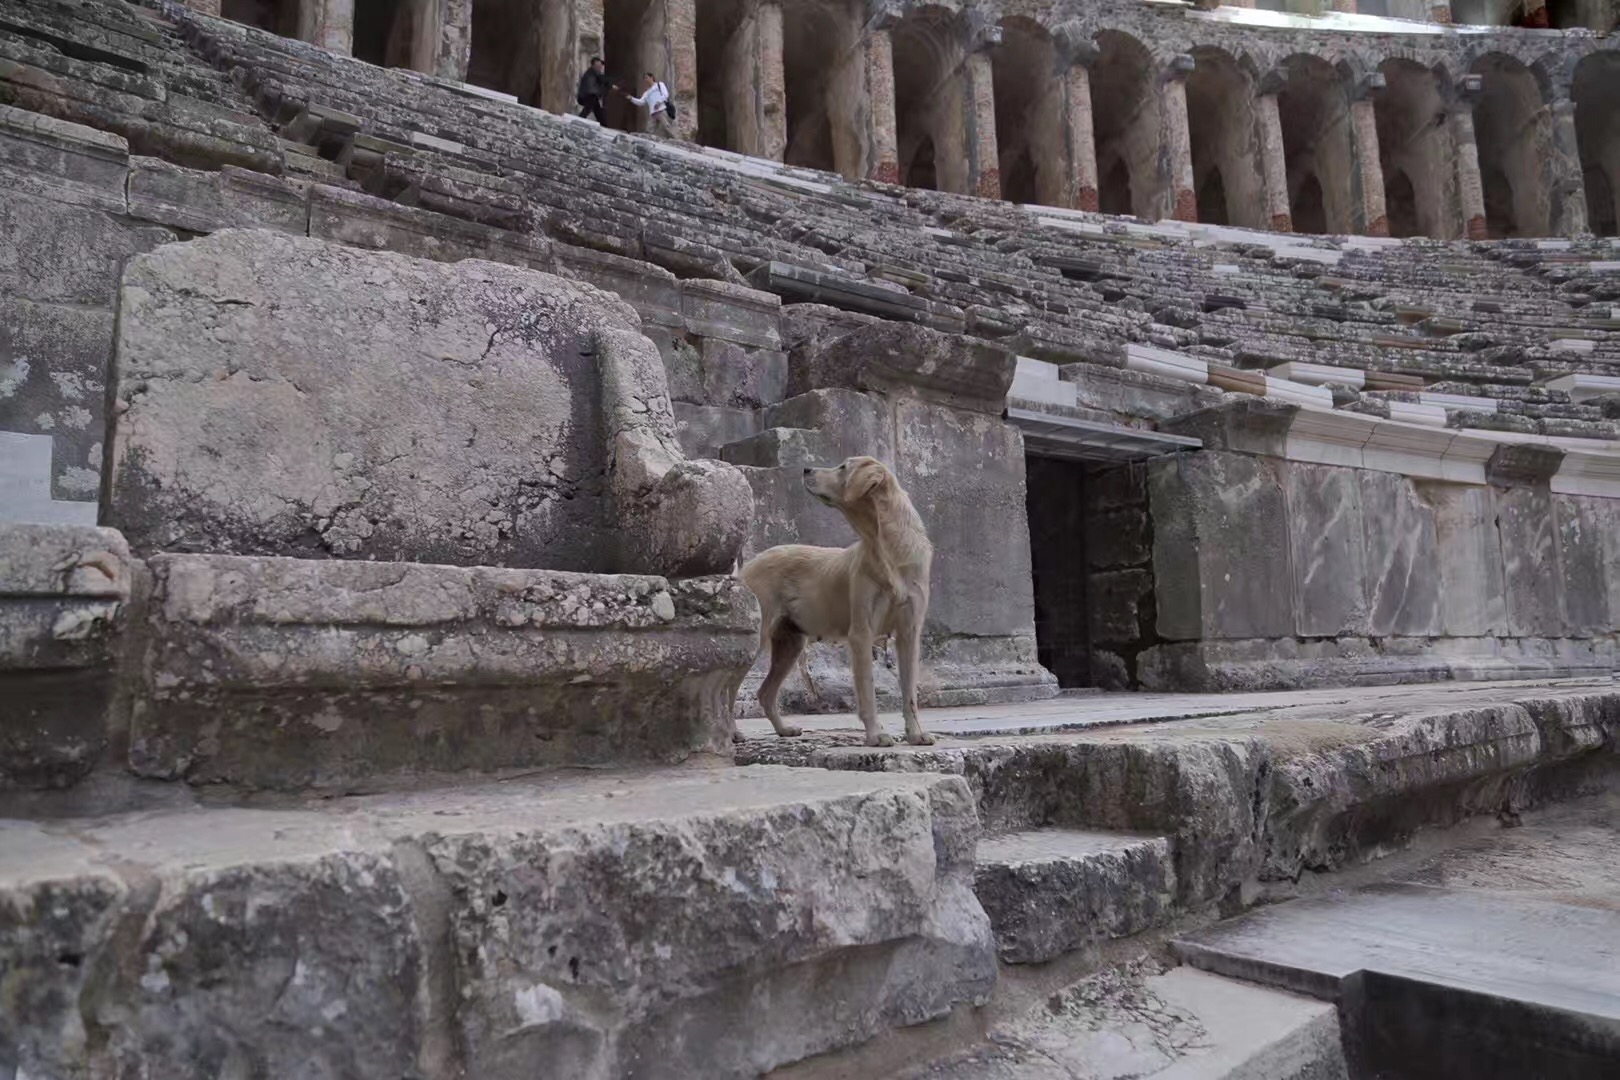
[660,84,676,122]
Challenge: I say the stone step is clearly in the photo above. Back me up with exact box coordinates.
[973,827,1176,964]
[904,962,1346,1080]
[2,763,996,1080]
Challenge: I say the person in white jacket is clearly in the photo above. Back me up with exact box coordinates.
[623,73,674,138]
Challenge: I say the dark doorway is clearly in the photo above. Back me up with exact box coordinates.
[1386,168,1419,238]
[1100,157,1133,217]
[1293,172,1328,235]
[1197,168,1229,226]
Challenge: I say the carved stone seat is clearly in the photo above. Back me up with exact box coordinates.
[98,228,756,789]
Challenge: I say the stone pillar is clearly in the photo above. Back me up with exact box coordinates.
[1428,2,1452,21]
[1255,85,1292,232]
[664,0,700,141]
[1521,0,1550,26]
[722,0,786,158]
[864,9,901,185]
[1330,0,1357,10]
[433,0,473,82]
[186,0,221,15]
[963,22,1001,200]
[1058,43,1100,212]
[1160,54,1197,222]
[1450,75,1488,240]
[301,0,354,54]
[1350,75,1389,236]
[1550,98,1590,237]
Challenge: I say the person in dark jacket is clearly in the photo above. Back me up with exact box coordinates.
[576,57,608,123]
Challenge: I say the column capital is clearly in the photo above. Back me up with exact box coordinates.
[1257,68,1286,96]
[965,12,1003,54]
[1349,71,1385,102]
[1552,97,1577,120]
[1163,53,1195,82]
[867,0,903,32]
[1051,20,1098,69]
[1452,73,1483,108]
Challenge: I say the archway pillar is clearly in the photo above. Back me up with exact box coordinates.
[963,20,1001,200]
[722,0,787,159]
[1161,53,1197,222]
[1330,0,1357,11]
[433,0,473,81]
[1351,74,1389,236]
[1428,2,1452,21]
[1550,98,1590,236]
[301,0,355,53]
[1056,36,1100,211]
[861,4,902,184]
[1449,75,1489,240]
[185,0,221,14]
[1521,0,1550,27]
[1255,81,1292,232]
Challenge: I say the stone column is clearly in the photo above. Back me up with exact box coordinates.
[1160,54,1197,222]
[434,0,473,81]
[722,0,786,158]
[302,0,354,54]
[186,0,220,15]
[1330,0,1358,10]
[663,0,700,141]
[1428,2,1452,21]
[1549,98,1590,237]
[1450,75,1488,240]
[963,21,1002,200]
[1350,74,1389,236]
[1054,30,1100,212]
[1255,82,1292,232]
[863,7,901,185]
[1520,0,1550,26]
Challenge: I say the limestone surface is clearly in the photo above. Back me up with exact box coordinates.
[108,229,749,576]
[0,766,997,1080]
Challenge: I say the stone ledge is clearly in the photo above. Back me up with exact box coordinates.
[0,523,134,791]
[0,765,995,1080]
[129,554,760,789]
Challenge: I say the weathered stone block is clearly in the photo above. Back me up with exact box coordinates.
[697,336,788,408]
[1358,469,1442,637]
[680,277,783,350]
[0,297,116,502]
[108,229,749,576]
[1496,485,1568,637]
[1284,462,1369,637]
[787,321,1014,414]
[1420,482,1507,637]
[0,524,132,790]
[129,554,759,789]
[127,157,309,235]
[433,769,995,1079]
[1150,451,1293,642]
[1085,506,1151,570]
[307,183,554,270]
[1089,568,1152,644]
[0,189,173,306]
[673,401,759,460]
[1553,494,1617,636]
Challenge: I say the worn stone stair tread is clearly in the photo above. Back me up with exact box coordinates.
[1171,883,1620,1020]
[905,964,1345,1080]
[3,763,997,1080]
[974,827,1177,964]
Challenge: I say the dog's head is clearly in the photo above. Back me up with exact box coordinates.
[803,456,894,509]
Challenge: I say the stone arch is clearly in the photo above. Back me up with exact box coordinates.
[695,0,747,149]
[1374,59,1459,239]
[1471,52,1553,237]
[782,0,862,175]
[992,17,1065,207]
[1091,30,1167,220]
[892,5,971,193]
[1573,51,1620,238]
[468,0,572,109]
[353,0,439,72]
[1186,46,1268,229]
[1276,53,1356,235]
[604,0,682,130]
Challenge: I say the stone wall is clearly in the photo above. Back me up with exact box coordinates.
[1139,441,1620,690]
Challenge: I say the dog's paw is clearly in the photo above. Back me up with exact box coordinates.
[906,731,936,746]
[776,726,803,738]
[866,732,895,747]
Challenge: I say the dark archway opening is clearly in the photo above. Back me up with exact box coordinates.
[1587,168,1617,236]
[1293,173,1328,235]
[1574,53,1620,241]
[1197,168,1229,226]
[1100,157,1133,216]
[1473,53,1548,237]
[221,0,299,36]
[1003,147,1038,205]
[1386,169,1420,237]
[908,136,938,190]
[1482,165,1517,237]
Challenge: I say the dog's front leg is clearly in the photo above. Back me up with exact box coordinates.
[896,609,933,745]
[848,627,892,747]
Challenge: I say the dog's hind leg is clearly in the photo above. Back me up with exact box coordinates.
[759,621,806,738]
[895,610,933,745]
[797,648,821,702]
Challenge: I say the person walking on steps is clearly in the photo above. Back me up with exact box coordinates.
[576,56,609,123]
[623,72,675,138]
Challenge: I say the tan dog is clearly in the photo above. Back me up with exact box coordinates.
[740,456,935,747]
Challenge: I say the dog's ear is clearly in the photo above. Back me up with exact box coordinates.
[844,457,892,503]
